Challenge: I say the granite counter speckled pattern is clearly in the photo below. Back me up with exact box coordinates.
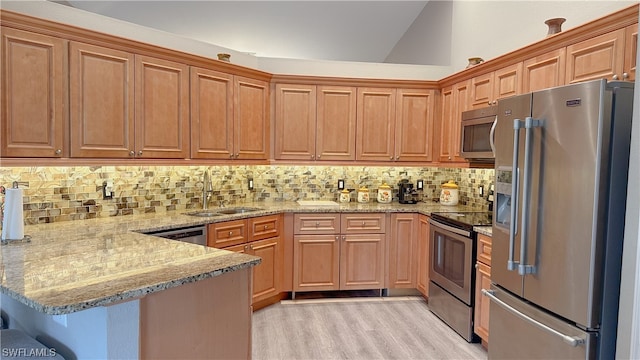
[0,201,476,315]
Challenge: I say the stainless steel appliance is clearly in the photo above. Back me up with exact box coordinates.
[429,211,492,342]
[460,107,497,161]
[146,225,207,246]
[486,79,634,359]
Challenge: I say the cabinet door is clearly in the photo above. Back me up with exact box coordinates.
[340,234,385,290]
[317,86,356,161]
[356,87,396,161]
[470,72,494,109]
[417,215,430,297]
[438,81,468,163]
[474,261,491,345]
[293,234,340,291]
[135,55,189,158]
[494,63,523,101]
[395,88,434,162]
[250,236,283,303]
[235,76,269,159]
[477,233,492,267]
[523,48,566,92]
[207,219,248,248]
[190,67,234,159]
[1,27,66,158]
[274,84,316,160]
[70,42,135,158]
[624,24,637,81]
[566,29,625,84]
[389,213,418,288]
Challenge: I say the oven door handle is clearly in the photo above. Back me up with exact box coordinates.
[429,219,471,238]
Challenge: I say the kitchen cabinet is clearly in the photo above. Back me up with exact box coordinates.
[275,84,357,161]
[394,89,435,162]
[69,42,135,158]
[389,213,419,288]
[293,213,385,291]
[469,63,523,109]
[438,80,469,163]
[1,27,66,158]
[208,214,283,304]
[474,233,492,348]
[356,87,396,161]
[624,24,637,81]
[191,69,269,160]
[565,29,626,84]
[70,46,189,158]
[416,215,430,297]
[523,48,567,93]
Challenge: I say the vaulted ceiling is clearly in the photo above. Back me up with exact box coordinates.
[56,1,431,63]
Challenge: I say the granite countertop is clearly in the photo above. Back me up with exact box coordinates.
[0,200,481,315]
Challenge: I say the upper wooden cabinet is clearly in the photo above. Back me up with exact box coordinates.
[317,86,357,161]
[274,84,317,160]
[356,87,396,161]
[234,76,269,160]
[438,80,469,163]
[191,70,268,160]
[523,48,567,93]
[624,24,637,81]
[69,42,135,158]
[1,27,66,158]
[394,89,435,162]
[565,29,626,84]
[470,63,523,109]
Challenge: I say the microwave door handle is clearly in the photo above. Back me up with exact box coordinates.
[508,119,524,271]
[489,116,498,157]
[518,117,542,276]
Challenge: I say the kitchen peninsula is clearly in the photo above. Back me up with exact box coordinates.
[0,212,261,359]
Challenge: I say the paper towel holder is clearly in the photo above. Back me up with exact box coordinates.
[1,181,31,245]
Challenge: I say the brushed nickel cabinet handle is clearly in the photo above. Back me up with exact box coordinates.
[55,149,62,155]
[623,72,629,80]
[129,151,135,156]
[137,150,143,156]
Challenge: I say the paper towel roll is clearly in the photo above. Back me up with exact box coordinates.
[2,188,24,241]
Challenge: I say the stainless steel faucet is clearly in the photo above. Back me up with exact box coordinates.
[203,170,213,209]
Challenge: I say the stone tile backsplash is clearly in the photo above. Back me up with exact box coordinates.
[0,165,494,225]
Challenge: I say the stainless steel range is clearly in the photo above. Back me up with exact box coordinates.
[428,211,492,342]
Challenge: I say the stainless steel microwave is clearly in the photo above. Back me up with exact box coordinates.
[460,107,497,161]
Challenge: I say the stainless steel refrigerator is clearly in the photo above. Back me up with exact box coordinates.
[488,79,635,359]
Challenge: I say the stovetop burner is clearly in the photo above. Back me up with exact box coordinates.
[430,211,492,232]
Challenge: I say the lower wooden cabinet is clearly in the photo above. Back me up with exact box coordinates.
[474,233,492,347]
[293,213,385,292]
[416,215,430,297]
[389,213,419,288]
[208,214,283,304]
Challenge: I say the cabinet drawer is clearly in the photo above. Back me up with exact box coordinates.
[294,213,340,234]
[340,213,386,234]
[477,233,492,266]
[249,214,281,241]
[208,219,248,248]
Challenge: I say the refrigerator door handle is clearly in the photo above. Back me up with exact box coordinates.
[489,116,498,157]
[518,117,543,275]
[508,119,524,271]
[482,289,585,347]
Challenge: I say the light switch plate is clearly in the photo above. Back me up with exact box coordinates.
[338,179,345,190]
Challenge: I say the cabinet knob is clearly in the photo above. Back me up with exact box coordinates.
[244,245,249,250]
[395,156,400,160]
[623,72,629,80]
[311,155,315,160]
[229,231,233,237]
[235,153,239,158]
[475,263,479,269]
[390,156,394,160]
[342,236,346,240]
[230,154,234,159]
[315,222,320,227]
[264,225,268,230]
[448,156,452,160]
[55,149,62,155]
[317,155,321,159]
[362,221,366,227]
[249,244,253,250]
[613,74,619,80]
[335,236,339,240]
[488,101,492,106]
[137,150,143,156]
[129,151,135,157]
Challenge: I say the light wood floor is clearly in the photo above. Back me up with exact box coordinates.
[252,296,488,360]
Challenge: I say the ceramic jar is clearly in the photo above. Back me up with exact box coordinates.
[357,186,370,203]
[440,180,459,206]
[377,182,392,203]
[339,189,351,203]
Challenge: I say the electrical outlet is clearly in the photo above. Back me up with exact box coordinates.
[416,179,424,190]
[338,179,345,190]
[248,178,254,190]
[479,185,484,197]
[103,181,113,200]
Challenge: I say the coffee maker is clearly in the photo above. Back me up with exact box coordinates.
[398,180,418,204]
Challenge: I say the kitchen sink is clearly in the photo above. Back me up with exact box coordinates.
[186,210,223,217]
[216,207,262,214]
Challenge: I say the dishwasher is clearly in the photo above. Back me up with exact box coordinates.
[145,225,207,246]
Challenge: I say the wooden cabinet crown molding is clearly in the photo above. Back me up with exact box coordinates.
[0,9,272,82]
[271,74,439,90]
[439,3,638,88]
